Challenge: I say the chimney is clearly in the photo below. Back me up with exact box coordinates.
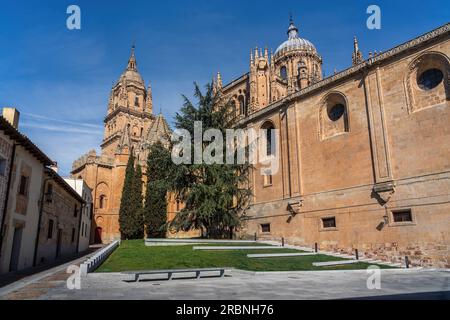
[50,162,58,173]
[2,108,20,129]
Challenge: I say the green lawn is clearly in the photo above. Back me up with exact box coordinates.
[96,240,395,272]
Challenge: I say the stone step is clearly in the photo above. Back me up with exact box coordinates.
[247,253,317,258]
[313,260,360,267]
[192,246,283,250]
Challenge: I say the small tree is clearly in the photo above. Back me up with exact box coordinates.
[144,142,173,238]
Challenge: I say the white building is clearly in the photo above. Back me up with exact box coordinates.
[64,178,93,252]
[0,109,54,274]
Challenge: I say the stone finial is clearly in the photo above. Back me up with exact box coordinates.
[352,36,364,65]
[127,44,137,71]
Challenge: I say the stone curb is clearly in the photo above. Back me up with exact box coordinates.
[0,249,99,298]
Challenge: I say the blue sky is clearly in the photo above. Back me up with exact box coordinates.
[0,0,448,175]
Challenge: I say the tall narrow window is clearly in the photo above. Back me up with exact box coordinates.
[0,157,6,176]
[239,96,246,116]
[18,175,29,196]
[74,205,78,217]
[99,195,106,209]
[48,219,54,239]
[71,228,76,243]
[134,96,139,107]
[280,66,287,80]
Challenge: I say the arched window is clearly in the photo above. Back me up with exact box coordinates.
[238,96,246,116]
[99,195,107,209]
[134,96,139,107]
[319,92,349,140]
[280,66,288,81]
[261,121,275,156]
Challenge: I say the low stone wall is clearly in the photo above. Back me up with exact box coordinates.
[80,240,120,276]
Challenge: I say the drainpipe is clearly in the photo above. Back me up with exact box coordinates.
[76,200,84,254]
[0,143,17,259]
[33,174,52,267]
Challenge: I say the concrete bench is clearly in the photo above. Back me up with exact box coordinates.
[122,268,226,282]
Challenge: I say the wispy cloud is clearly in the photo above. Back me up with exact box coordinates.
[21,122,103,135]
[21,112,103,129]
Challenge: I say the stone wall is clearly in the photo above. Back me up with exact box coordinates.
[238,28,450,268]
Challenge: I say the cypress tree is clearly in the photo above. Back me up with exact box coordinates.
[131,164,144,239]
[119,153,135,239]
[144,142,172,238]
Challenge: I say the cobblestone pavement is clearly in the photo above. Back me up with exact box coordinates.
[1,267,449,300]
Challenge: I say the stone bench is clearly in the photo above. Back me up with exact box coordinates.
[122,268,226,282]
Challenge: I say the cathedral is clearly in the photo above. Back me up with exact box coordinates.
[71,46,171,243]
[72,17,450,267]
[215,19,450,268]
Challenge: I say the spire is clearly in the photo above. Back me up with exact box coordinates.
[352,36,364,65]
[216,71,222,90]
[116,123,132,154]
[127,43,137,71]
[287,15,299,39]
[146,84,153,113]
[145,113,172,148]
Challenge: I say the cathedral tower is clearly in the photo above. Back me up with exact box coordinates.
[102,45,154,156]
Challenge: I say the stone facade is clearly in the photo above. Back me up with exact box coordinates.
[35,169,84,265]
[64,178,93,252]
[71,46,171,243]
[0,112,54,274]
[217,20,450,268]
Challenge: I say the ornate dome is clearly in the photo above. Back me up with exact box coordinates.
[120,69,144,84]
[275,19,316,56]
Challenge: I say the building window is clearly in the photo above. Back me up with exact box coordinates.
[45,183,53,203]
[99,195,106,209]
[328,103,345,121]
[263,173,272,186]
[134,96,139,107]
[48,219,54,239]
[322,217,336,229]
[280,66,287,80]
[261,223,271,233]
[0,157,6,176]
[71,228,76,243]
[239,96,246,116]
[74,205,78,217]
[261,121,275,157]
[417,68,444,91]
[18,175,29,196]
[392,210,413,223]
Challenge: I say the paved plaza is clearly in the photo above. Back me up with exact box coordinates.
[1,263,449,300]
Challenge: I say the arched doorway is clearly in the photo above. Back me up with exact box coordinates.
[94,227,102,244]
